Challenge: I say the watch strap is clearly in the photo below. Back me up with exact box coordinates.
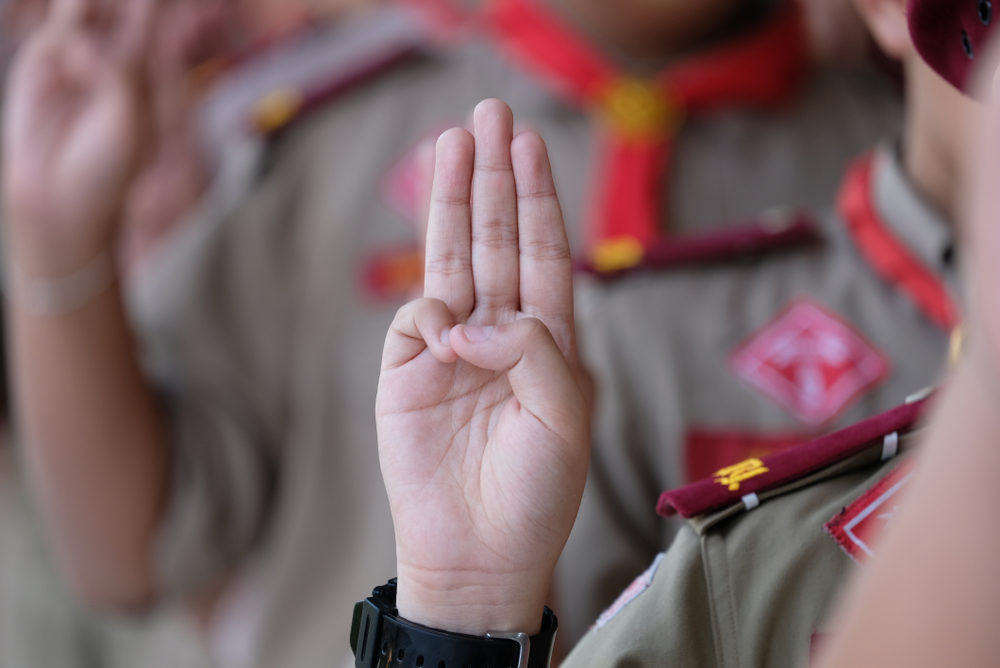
[351,579,557,668]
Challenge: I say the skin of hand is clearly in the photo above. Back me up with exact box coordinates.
[119,0,230,272]
[375,99,591,636]
[3,0,156,276]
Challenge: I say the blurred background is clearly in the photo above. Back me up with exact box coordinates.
[0,1,901,667]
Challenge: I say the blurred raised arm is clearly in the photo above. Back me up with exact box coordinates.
[3,0,167,609]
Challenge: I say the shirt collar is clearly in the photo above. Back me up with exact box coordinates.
[872,143,955,278]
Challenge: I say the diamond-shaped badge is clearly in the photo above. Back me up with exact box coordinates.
[730,300,889,426]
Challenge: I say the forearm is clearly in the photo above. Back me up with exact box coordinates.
[9,258,167,609]
[817,359,1000,667]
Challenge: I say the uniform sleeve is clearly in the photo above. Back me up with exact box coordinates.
[129,144,300,599]
[561,527,718,667]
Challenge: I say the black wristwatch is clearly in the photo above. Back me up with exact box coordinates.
[350,579,557,668]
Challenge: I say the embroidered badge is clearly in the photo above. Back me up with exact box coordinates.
[712,458,769,491]
[825,461,913,564]
[730,299,889,426]
[594,553,664,629]
[685,430,805,483]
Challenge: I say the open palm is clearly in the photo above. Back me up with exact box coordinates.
[376,100,589,634]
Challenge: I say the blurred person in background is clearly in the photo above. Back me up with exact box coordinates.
[812,3,1000,660]
[0,1,384,667]
[1,3,221,668]
[559,0,961,639]
[2,1,902,667]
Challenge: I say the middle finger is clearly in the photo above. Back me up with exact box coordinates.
[470,99,519,318]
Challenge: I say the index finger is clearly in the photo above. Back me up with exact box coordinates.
[511,131,574,354]
[423,128,475,317]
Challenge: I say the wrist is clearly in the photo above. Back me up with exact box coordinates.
[4,216,118,279]
[395,567,550,636]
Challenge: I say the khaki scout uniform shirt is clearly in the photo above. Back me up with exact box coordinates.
[125,5,902,667]
[558,146,957,641]
[563,401,925,668]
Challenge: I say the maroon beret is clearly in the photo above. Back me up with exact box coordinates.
[909,0,997,94]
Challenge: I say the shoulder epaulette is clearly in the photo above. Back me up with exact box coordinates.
[576,211,822,279]
[657,395,932,520]
[198,5,435,156]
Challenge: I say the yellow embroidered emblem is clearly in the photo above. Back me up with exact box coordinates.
[595,77,683,140]
[590,236,644,273]
[253,87,305,134]
[713,458,769,492]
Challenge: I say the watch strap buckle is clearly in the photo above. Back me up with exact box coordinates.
[485,631,530,668]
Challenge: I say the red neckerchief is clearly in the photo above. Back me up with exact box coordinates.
[837,155,959,331]
[484,0,809,269]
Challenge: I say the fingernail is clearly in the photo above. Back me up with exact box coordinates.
[440,328,451,346]
[462,325,494,342]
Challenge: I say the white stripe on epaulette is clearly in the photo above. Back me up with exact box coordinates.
[741,493,761,511]
[880,431,899,461]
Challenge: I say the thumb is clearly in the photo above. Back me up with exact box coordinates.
[450,317,585,432]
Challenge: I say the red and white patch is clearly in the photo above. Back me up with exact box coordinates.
[594,553,664,629]
[825,461,913,564]
[730,300,889,426]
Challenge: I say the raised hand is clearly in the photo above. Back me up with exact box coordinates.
[3,0,155,275]
[376,99,590,635]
